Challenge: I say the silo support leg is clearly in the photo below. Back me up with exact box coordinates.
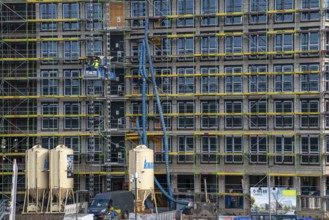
[36,189,39,213]
[64,189,69,212]
[22,192,27,213]
[152,189,157,214]
[41,190,46,213]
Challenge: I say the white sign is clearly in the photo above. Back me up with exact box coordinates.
[250,187,296,216]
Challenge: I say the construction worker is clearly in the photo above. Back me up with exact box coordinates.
[92,58,100,70]
[108,206,121,219]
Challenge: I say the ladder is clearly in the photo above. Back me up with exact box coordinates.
[105,0,112,193]
[86,0,95,199]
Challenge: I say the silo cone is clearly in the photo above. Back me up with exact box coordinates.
[47,145,75,213]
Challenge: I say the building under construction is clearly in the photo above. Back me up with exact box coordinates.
[2,0,329,219]
[0,0,126,206]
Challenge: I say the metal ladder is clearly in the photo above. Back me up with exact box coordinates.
[105,0,112,193]
[87,0,95,199]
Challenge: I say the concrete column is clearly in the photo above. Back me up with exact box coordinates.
[171,174,178,193]
[294,176,301,212]
[243,175,250,215]
[80,174,87,190]
[320,176,327,213]
[219,99,225,131]
[218,175,225,209]
[172,99,177,123]
[195,99,200,132]
[194,174,201,202]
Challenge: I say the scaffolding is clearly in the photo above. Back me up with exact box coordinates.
[2,0,329,218]
[124,0,329,219]
[0,0,127,206]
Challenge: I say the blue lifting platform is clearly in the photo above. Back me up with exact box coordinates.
[84,56,116,80]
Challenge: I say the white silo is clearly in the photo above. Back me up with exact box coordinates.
[23,145,49,213]
[129,145,156,212]
[47,145,75,213]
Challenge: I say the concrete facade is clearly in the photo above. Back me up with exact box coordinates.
[125,0,329,218]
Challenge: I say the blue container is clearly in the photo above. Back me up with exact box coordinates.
[297,219,314,220]
[234,217,252,220]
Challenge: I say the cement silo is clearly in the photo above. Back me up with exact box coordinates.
[47,145,75,213]
[23,145,49,213]
[129,145,155,212]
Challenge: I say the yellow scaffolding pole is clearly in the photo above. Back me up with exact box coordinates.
[0,58,55,61]
[0,172,24,175]
[1,114,100,118]
[129,9,320,21]
[126,111,320,117]
[164,29,297,38]
[0,153,25,156]
[125,131,304,140]
[0,191,25,195]
[3,76,84,80]
[0,37,81,42]
[125,91,320,98]
[0,95,99,99]
[125,70,320,78]
[0,133,100,137]
[27,0,85,2]
[26,18,80,22]
[162,50,320,58]
[0,57,87,61]
[74,171,126,175]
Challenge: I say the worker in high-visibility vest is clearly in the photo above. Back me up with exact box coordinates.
[92,59,100,70]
